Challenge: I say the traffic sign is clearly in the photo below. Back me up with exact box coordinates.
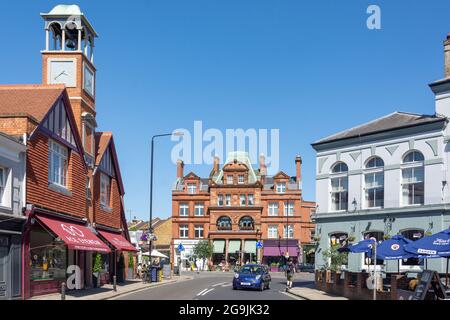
[256,241,263,249]
[178,243,185,252]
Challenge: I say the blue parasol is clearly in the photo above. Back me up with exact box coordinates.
[338,239,375,253]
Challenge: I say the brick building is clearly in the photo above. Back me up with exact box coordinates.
[172,152,315,271]
[0,5,134,299]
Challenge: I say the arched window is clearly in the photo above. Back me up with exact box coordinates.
[401,151,424,205]
[216,216,232,230]
[363,231,384,265]
[331,162,348,173]
[330,162,348,211]
[239,216,254,230]
[48,22,63,51]
[364,157,384,208]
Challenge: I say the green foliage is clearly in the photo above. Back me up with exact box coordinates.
[193,240,214,260]
[93,253,102,273]
[128,254,134,268]
[322,244,348,272]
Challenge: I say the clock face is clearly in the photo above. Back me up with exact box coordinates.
[83,65,95,97]
[49,60,76,87]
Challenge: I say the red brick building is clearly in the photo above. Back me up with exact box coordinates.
[172,152,315,270]
[0,5,134,299]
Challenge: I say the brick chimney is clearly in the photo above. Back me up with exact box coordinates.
[213,156,220,174]
[176,159,184,178]
[259,154,267,176]
[429,34,450,118]
[295,155,302,189]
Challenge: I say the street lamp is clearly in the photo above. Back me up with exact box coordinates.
[148,132,184,259]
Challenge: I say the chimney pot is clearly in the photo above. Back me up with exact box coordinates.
[259,153,267,176]
[295,155,302,189]
[213,156,220,174]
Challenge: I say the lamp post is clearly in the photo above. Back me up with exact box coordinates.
[148,132,183,261]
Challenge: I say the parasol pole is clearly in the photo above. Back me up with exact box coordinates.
[446,257,449,287]
[373,242,377,301]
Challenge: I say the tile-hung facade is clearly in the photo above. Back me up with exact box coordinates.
[311,35,450,274]
[171,151,315,271]
[0,133,26,300]
[0,5,134,299]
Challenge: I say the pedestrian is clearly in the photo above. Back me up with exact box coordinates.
[137,263,142,279]
[285,258,296,290]
[142,263,148,283]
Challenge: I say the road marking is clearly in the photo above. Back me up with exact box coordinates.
[279,290,305,300]
[212,282,227,287]
[196,288,209,296]
[201,288,214,296]
[221,283,231,287]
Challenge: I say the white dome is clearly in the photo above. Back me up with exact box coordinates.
[47,4,82,16]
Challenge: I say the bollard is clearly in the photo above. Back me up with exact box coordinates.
[61,282,66,300]
[113,276,117,291]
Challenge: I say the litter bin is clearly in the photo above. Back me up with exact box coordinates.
[150,267,158,282]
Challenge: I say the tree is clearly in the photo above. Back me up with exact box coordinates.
[193,240,214,271]
[322,244,348,272]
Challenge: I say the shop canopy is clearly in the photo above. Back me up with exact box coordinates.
[244,240,257,254]
[35,214,110,253]
[142,250,169,258]
[98,230,138,252]
[213,240,225,253]
[229,240,241,254]
[263,246,298,257]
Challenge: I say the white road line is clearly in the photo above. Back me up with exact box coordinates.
[212,282,227,287]
[221,283,232,287]
[201,288,214,296]
[196,288,209,296]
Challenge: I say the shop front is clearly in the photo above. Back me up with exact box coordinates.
[24,212,111,298]
[262,239,300,267]
[97,229,137,283]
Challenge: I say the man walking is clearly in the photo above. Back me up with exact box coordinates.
[285,258,296,290]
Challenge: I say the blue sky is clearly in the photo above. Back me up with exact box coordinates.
[1,1,450,221]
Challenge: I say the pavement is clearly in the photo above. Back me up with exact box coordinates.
[29,275,193,300]
[287,287,349,300]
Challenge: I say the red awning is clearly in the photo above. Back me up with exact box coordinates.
[98,230,138,252]
[35,215,111,253]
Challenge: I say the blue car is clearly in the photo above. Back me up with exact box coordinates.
[232,264,271,291]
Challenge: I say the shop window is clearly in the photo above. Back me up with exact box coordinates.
[30,226,67,282]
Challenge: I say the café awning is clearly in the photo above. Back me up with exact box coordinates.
[35,214,111,253]
[98,230,138,252]
[213,240,225,253]
[228,240,241,254]
[244,240,257,254]
[263,246,298,257]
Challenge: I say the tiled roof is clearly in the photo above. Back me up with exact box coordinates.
[0,84,65,123]
[312,112,446,146]
[95,132,112,166]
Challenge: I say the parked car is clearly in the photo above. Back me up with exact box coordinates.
[232,264,271,291]
[297,263,315,273]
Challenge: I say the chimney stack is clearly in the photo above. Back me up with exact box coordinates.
[445,34,450,78]
[430,35,450,118]
[176,159,184,179]
[259,154,267,176]
[295,155,302,189]
[213,156,220,174]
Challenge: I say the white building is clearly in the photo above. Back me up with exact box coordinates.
[311,35,450,274]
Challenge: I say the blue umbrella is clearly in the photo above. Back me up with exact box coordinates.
[404,229,450,257]
[338,239,375,253]
[376,235,415,260]
[405,228,450,286]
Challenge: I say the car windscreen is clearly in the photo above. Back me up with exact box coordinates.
[239,266,262,274]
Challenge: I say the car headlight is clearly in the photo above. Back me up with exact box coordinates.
[255,275,261,280]
[234,273,239,279]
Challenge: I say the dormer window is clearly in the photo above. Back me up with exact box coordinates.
[187,183,197,194]
[276,182,286,193]
[226,175,233,185]
[238,175,245,184]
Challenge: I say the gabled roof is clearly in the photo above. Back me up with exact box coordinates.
[273,171,290,179]
[184,172,200,180]
[0,84,66,123]
[95,132,125,195]
[0,84,87,169]
[212,152,258,184]
[312,111,446,146]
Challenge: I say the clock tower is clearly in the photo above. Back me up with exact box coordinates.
[41,4,97,166]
